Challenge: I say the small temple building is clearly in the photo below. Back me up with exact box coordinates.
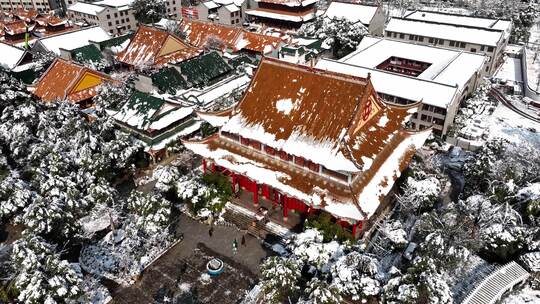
[245,0,317,29]
[30,58,111,107]
[183,58,431,238]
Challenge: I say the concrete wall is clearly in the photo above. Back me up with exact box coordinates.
[368,6,385,36]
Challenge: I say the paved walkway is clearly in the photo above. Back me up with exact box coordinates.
[111,214,271,303]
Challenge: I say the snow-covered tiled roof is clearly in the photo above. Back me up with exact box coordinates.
[185,58,429,221]
[0,42,26,70]
[255,0,317,7]
[116,25,201,67]
[386,18,504,47]
[342,37,487,90]
[316,59,459,109]
[37,26,111,55]
[67,2,106,16]
[324,2,378,25]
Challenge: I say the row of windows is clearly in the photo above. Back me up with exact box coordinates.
[387,31,495,53]
[108,17,130,27]
[421,104,446,115]
[222,131,350,183]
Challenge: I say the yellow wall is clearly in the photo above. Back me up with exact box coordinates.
[157,36,186,57]
[72,73,104,93]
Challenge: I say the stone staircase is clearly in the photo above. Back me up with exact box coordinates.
[223,203,291,245]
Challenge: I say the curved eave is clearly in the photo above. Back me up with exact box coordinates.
[195,107,234,127]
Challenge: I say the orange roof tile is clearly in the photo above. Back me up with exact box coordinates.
[180,19,242,49]
[32,58,111,103]
[116,25,201,68]
[237,31,285,53]
[180,19,286,54]
[3,20,31,36]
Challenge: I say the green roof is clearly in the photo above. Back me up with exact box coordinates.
[228,55,254,68]
[151,67,188,95]
[71,44,104,64]
[177,52,232,87]
[98,33,133,49]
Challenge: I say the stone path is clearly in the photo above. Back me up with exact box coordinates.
[111,214,271,303]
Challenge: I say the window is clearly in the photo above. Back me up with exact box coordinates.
[128,25,131,29]
[307,161,319,172]
[418,36,424,42]
[438,39,444,45]
[386,31,392,37]
[264,146,276,155]
[409,34,415,40]
[428,37,434,43]
[294,156,305,167]
[480,45,485,51]
[487,46,494,52]
[114,13,118,17]
[449,41,455,47]
[460,42,466,48]
[240,137,249,145]
[399,33,405,39]
[250,140,261,150]
[230,12,234,17]
[108,21,112,26]
[116,20,119,25]
[471,48,476,53]
[106,14,110,19]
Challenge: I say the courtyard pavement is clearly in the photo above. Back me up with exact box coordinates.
[111,213,271,303]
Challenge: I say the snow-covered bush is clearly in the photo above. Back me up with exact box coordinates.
[79,220,173,286]
[12,235,82,303]
[379,220,408,251]
[93,81,133,112]
[330,251,381,301]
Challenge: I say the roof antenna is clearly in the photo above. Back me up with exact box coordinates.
[367,72,371,80]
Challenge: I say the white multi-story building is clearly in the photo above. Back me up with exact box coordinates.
[385,17,508,75]
[0,0,63,13]
[316,36,488,137]
[67,0,181,35]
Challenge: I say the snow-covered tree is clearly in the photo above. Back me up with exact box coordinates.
[383,257,452,304]
[304,278,342,304]
[131,0,166,24]
[259,256,301,304]
[299,17,367,58]
[127,191,171,233]
[93,80,133,112]
[330,251,381,301]
[11,235,82,303]
[397,176,441,214]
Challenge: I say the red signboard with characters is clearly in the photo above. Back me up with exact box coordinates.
[181,7,199,19]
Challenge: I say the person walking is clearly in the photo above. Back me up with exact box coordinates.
[232,238,238,255]
[241,234,246,246]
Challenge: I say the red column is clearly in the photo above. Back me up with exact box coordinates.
[231,174,236,194]
[253,182,259,206]
[211,162,216,173]
[352,223,358,238]
[283,195,288,220]
[202,159,207,174]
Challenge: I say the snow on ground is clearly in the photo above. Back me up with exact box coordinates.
[488,103,540,148]
[526,21,540,92]
[500,287,540,304]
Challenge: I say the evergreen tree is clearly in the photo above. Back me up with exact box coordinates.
[131,0,166,24]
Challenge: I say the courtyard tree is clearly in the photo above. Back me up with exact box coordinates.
[131,0,166,24]
[259,256,302,303]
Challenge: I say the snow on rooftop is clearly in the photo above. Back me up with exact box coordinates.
[38,26,111,55]
[94,0,135,7]
[405,10,512,33]
[316,59,458,109]
[0,42,25,70]
[67,2,105,15]
[224,4,240,12]
[494,57,523,83]
[386,18,503,47]
[245,9,315,22]
[324,2,378,25]
[202,1,219,9]
[355,128,431,218]
[342,37,486,90]
[182,74,251,107]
